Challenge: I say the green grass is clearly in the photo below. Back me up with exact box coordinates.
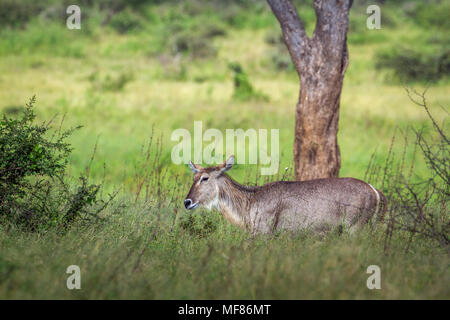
[1,205,448,299]
[0,0,448,299]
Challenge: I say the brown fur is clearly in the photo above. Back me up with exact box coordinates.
[185,156,387,234]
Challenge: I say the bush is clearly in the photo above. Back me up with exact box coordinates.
[404,1,450,30]
[168,21,226,59]
[375,47,450,83]
[366,89,449,253]
[109,8,143,34]
[0,97,110,232]
[229,62,269,101]
[0,0,43,28]
[170,31,217,59]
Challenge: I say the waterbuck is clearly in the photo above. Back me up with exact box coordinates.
[184,156,386,234]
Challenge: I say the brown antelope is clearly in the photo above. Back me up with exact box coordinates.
[184,156,386,234]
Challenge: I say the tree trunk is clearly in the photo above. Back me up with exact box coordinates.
[267,0,352,180]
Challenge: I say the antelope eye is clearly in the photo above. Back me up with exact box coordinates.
[200,176,209,182]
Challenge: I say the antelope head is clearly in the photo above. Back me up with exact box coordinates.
[184,155,235,210]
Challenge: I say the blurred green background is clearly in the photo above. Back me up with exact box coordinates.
[0,0,448,190]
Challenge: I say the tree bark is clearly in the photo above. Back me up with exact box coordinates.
[267,0,352,181]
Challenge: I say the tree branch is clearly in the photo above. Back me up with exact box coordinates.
[313,0,352,47]
[267,0,309,70]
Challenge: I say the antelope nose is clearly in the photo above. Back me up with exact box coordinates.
[184,199,192,209]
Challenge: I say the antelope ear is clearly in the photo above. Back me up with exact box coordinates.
[220,155,234,174]
[188,161,202,173]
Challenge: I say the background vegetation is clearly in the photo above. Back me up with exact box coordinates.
[0,0,448,299]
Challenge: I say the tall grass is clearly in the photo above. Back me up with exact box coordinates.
[0,0,448,299]
[0,124,448,299]
[0,88,448,299]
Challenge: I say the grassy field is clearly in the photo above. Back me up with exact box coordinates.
[0,0,448,299]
